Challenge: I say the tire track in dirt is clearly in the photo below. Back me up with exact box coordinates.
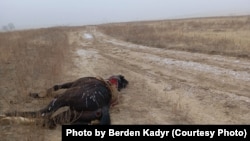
[93,28,250,98]
[72,26,250,124]
[92,46,249,124]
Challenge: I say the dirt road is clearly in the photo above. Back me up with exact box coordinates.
[1,26,250,140]
[69,26,250,124]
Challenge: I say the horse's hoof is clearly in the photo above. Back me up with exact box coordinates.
[90,119,100,125]
[29,93,39,98]
[43,119,57,130]
[0,114,6,119]
[53,85,59,91]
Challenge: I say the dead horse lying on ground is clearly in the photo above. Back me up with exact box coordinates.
[5,75,129,128]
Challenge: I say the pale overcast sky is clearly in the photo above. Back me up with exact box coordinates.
[1,0,250,29]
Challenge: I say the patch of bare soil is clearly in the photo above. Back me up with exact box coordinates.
[1,26,250,141]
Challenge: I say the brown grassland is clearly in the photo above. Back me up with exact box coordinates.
[0,27,77,140]
[99,15,250,58]
[0,15,249,141]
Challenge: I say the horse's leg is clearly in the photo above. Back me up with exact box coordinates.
[50,107,111,125]
[99,106,111,125]
[43,108,103,129]
[6,95,65,118]
[29,81,75,98]
[3,108,50,126]
[54,81,74,90]
[5,110,42,118]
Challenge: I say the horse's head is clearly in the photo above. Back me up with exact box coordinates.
[107,75,128,91]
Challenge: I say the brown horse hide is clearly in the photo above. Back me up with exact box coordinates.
[4,75,129,128]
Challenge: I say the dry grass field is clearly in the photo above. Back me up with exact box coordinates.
[0,27,76,140]
[99,15,250,58]
[0,15,250,141]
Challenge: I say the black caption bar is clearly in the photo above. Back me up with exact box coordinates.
[62,125,249,141]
